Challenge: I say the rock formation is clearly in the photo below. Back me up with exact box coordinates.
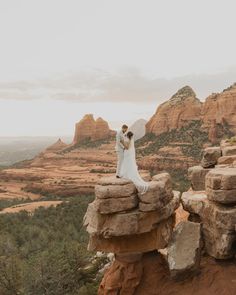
[146,83,236,143]
[167,221,201,280]
[146,86,202,135]
[183,137,236,259]
[129,119,147,141]
[84,173,181,294]
[73,114,114,144]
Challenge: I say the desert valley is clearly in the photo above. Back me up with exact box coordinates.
[0,83,236,293]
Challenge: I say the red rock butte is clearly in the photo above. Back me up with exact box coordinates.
[73,114,115,144]
[146,83,236,142]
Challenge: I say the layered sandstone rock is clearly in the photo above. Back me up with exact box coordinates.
[146,86,202,135]
[146,83,236,143]
[188,166,212,191]
[183,139,236,259]
[84,174,181,294]
[206,168,236,204]
[167,221,201,280]
[73,114,114,144]
[202,83,236,135]
[182,191,236,259]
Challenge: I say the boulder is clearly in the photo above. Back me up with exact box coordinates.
[96,195,138,214]
[95,183,136,199]
[88,215,175,253]
[201,147,221,168]
[167,221,201,280]
[138,174,173,212]
[188,166,212,191]
[206,168,236,204]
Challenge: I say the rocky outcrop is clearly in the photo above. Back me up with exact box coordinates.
[182,191,236,259]
[73,114,114,144]
[183,137,236,259]
[146,83,236,143]
[201,147,221,168]
[84,174,181,294]
[188,166,212,191]
[167,221,201,280]
[146,86,202,135]
[202,84,236,135]
[130,119,147,141]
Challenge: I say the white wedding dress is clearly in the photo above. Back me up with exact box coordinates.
[120,137,149,194]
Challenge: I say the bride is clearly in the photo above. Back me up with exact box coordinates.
[120,131,149,194]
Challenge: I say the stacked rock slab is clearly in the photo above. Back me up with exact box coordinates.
[188,146,221,190]
[167,221,201,279]
[84,173,180,294]
[182,139,236,259]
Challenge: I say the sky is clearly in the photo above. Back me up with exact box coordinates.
[0,0,236,136]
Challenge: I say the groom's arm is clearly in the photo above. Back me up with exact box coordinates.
[116,132,125,149]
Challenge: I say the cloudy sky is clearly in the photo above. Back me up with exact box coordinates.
[0,0,236,136]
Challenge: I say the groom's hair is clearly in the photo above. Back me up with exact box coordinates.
[122,124,128,129]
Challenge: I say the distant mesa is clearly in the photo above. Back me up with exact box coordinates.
[130,119,147,141]
[73,114,115,144]
[146,83,236,142]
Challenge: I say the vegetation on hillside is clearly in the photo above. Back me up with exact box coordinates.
[136,121,209,160]
[0,196,106,295]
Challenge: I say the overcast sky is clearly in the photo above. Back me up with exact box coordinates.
[0,0,236,136]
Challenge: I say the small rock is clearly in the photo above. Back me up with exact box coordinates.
[201,147,221,168]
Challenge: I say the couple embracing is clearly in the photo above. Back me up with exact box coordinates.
[115,124,149,194]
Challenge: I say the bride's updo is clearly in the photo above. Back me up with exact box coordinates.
[127,131,134,140]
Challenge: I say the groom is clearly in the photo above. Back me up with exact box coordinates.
[115,124,128,178]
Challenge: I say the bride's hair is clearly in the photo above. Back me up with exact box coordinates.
[127,131,134,140]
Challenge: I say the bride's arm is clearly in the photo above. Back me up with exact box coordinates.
[121,139,130,149]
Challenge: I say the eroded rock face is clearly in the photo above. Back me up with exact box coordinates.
[146,86,202,135]
[73,114,113,144]
[188,166,212,191]
[202,84,236,135]
[98,253,143,295]
[182,190,236,259]
[88,216,175,253]
[146,84,236,142]
[167,221,201,280]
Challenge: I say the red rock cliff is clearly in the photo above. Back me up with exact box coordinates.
[146,83,236,142]
[73,114,114,144]
[146,86,202,135]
